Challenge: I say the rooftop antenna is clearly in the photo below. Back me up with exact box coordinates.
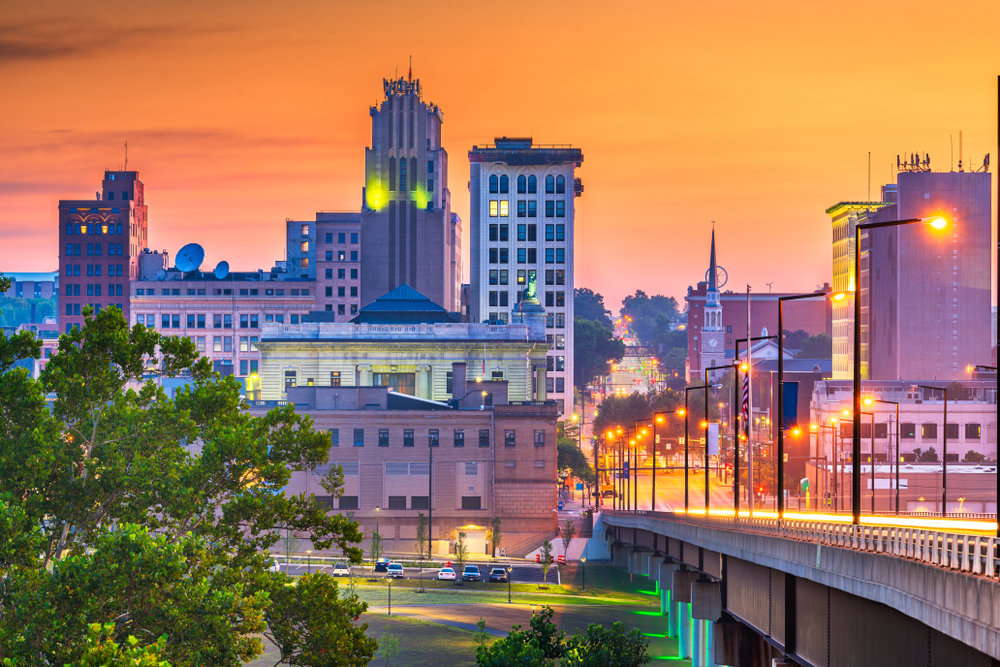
[958,131,963,172]
[408,55,412,82]
[766,282,773,293]
[124,140,128,171]
[867,151,871,200]
[950,135,954,171]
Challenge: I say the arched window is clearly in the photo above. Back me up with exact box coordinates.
[499,175,509,194]
[545,175,555,194]
[527,175,537,194]
[517,175,526,193]
[389,157,396,191]
[556,175,565,194]
[410,157,417,191]
[489,174,498,194]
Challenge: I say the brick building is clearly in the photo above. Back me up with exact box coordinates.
[286,212,362,320]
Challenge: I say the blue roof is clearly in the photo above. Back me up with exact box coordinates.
[359,284,446,313]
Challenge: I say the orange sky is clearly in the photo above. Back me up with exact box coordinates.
[1,0,997,312]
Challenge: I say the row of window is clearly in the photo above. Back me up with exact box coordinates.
[135,287,311,297]
[325,268,359,280]
[325,286,358,298]
[135,313,310,328]
[103,190,133,201]
[488,174,566,195]
[488,269,565,286]
[64,283,125,298]
[65,243,125,256]
[65,221,124,235]
[546,334,566,350]
[65,264,125,277]
[64,303,122,319]
[320,250,359,262]
[303,229,358,245]
[322,303,359,315]
[489,224,566,242]
[328,427,545,448]
[836,422,984,440]
[488,248,566,264]
[489,200,566,218]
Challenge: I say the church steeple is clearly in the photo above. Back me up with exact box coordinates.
[708,228,718,291]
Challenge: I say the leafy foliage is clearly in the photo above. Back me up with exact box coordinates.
[0,295,57,329]
[912,447,939,462]
[558,442,592,484]
[489,517,503,560]
[540,540,553,585]
[793,333,832,359]
[620,291,679,347]
[563,622,651,667]
[0,306,368,664]
[416,512,429,560]
[573,289,613,329]
[455,531,470,580]
[574,318,625,390]
[560,520,576,559]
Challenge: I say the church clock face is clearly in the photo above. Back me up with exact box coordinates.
[708,338,718,347]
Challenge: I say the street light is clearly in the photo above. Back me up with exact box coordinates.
[507,566,513,603]
[867,397,901,514]
[917,385,949,517]
[306,549,312,575]
[683,385,708,513]
[651,409,685,512]
[777,290,840,518]
[734,335,777,516]
[581,556,587,591]
[852,215,948,524]
[375,505,380,539]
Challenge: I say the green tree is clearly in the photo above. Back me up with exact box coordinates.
[916,447,939,463]
[372,626,400,667]
[782,329,810,350]
[574,317,626,390]
[0,306,367,664]
[415,512,429,561]
[574,288,613,329]
[560,520,576,561]
[963,450,986,463]
[489,516,503,560]
[455,531,470,582]
[540,539,553,585]
[620,291,679,347]
[563,622,651,667]
[369,531,384,570]
[558,441,591,480]
[794,333,833,359]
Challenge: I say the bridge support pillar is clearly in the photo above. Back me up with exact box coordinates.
[672,569,699,603]
[692,579,722,621]
[678,602,692,660]
[704,620,719,667]
[668,591,679,639]
[650,554,665,587]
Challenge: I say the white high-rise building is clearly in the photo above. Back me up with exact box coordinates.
[469,137,584,415]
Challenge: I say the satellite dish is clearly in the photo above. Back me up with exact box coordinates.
[214,261,230,280]
[175,243,205,273]
[156,269,166,280]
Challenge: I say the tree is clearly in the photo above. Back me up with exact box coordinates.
[794,333,832,359]
[563,622,651,667]
[963,450,986,463]
[369,531,384,570]
[372,625,400,667]
[0,306,368,664]
[782,329,810,350]
[574,317,626,390]
[455,531,470,582]
[560,520,577,560]
[415,512,429,561]
[914,447,939,463]
[558,442,591,480]
[490,516,503,560]
[574,288,613,329]
[540,539,553,585]
[620,291,679,347]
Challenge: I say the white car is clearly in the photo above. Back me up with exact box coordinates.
[332,562,352,577]
[269,558,282,573]
[437,567,456,581]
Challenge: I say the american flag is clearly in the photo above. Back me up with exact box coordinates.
[741,372,750,423]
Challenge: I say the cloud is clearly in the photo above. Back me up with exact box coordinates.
[0,17,236,63]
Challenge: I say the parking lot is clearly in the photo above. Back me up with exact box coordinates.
[279,561,557,584]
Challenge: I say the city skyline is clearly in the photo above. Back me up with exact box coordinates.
[1,0,997,311]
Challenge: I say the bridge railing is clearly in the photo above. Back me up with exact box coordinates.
[602,510,1000,580]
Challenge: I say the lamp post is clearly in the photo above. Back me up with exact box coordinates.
[861,411,875,514]
[917,385,949,516]
[869,397,900,514]
[811,422,837,511]
[581,556,587,591]
[734,335,777,516]
[507,566,513,602]
[778,291,839,518]
[428,432,435,557]
[306,549,312,575]
[651,409,685,512]
[375,505,380,539]
[683,385,708,513]
[852,215,947,524]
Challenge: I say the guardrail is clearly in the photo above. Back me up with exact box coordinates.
[602,510,1000,580]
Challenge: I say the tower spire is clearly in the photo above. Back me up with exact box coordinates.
[708,223,718,291]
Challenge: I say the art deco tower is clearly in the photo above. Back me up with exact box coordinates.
[359,75,461,312]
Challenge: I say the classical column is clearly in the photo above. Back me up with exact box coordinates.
[357,364,372,386]
[416,365,432,399]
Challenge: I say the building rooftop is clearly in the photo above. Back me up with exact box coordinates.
[259,321,541,343]
[469,137,583,166]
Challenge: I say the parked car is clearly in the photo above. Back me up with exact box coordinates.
[387,562,404,578]
[462,565,481,582]
[332,562,351,577]
[437,567,456,580]
[374,557,390,572]
[488,567,508,583]
[268,558,281,573]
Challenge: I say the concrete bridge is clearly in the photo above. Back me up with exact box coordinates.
[599,510,1000,667]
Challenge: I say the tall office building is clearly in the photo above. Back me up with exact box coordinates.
[826,161,992,381]
[58,170,148,332]
[469,137,584,414]
[287,212,362,320]
[359,75,462,312]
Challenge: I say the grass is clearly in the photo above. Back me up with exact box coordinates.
[350,585,647,608]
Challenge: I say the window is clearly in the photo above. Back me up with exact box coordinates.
[350,287,357,297]
[339,496,359,510]
[489,200,498,217]
[172,314,181,329]
[556,313,565,328]
[499,174,509,193]
[556,175,565,193]
[489,174,498,193]
[338,304,346,314]
[351,233,358,244]
[517,174,526,193]
[921,424,937,439]
[545,224,554,242]
[338,232,346,243]
[528,175,537,193]
[338,251,345,261]
[534,430,546,447]
[329,429,339,446]
[518,248,526,264]
[489,291,498,307]
[556,291,565,307]
[556,270,565,285]
[224,314,232,329]
[403,429,414,447]
[499,270,508,285]
[517,224,526,241]
[556,355,565,371]
[555,334,565,349]
[387,496,407,510]
[338,286,345,297]
[429,429,439,447]
[284,370,297,390]
[301,241,309,253]
[499,292,508,307]
[945,423,959,440]
[556,248,565,264]
[528,201,537,218]
[545,201,555,217]
[479,430,490,447]
[556,201,565,218]
[965,423,981,440]
[504,430,516,447]
[528,224,537,241]
[545,248,554,264]
[325,287,333,297]
[410,496,429,510]
[517,200,526,217]
[338,268,346,279]
[350,269,358,279]
[462,496,482,510]
[489,224,498,242]
[489,270,498,285]
[454,430,465,447]
[325,251,333,261]
[556,224,565,241]
[353,428,364,447]
[379,429,389,447]
[499,224,508,242]
[499,201,509,217]
[545,175,555,193]
[330,371,340,387]
[499,249,508,264]
[350,251,357,261]
[556,377,565,393]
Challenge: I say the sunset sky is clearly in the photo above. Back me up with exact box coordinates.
[1,0,996,312]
